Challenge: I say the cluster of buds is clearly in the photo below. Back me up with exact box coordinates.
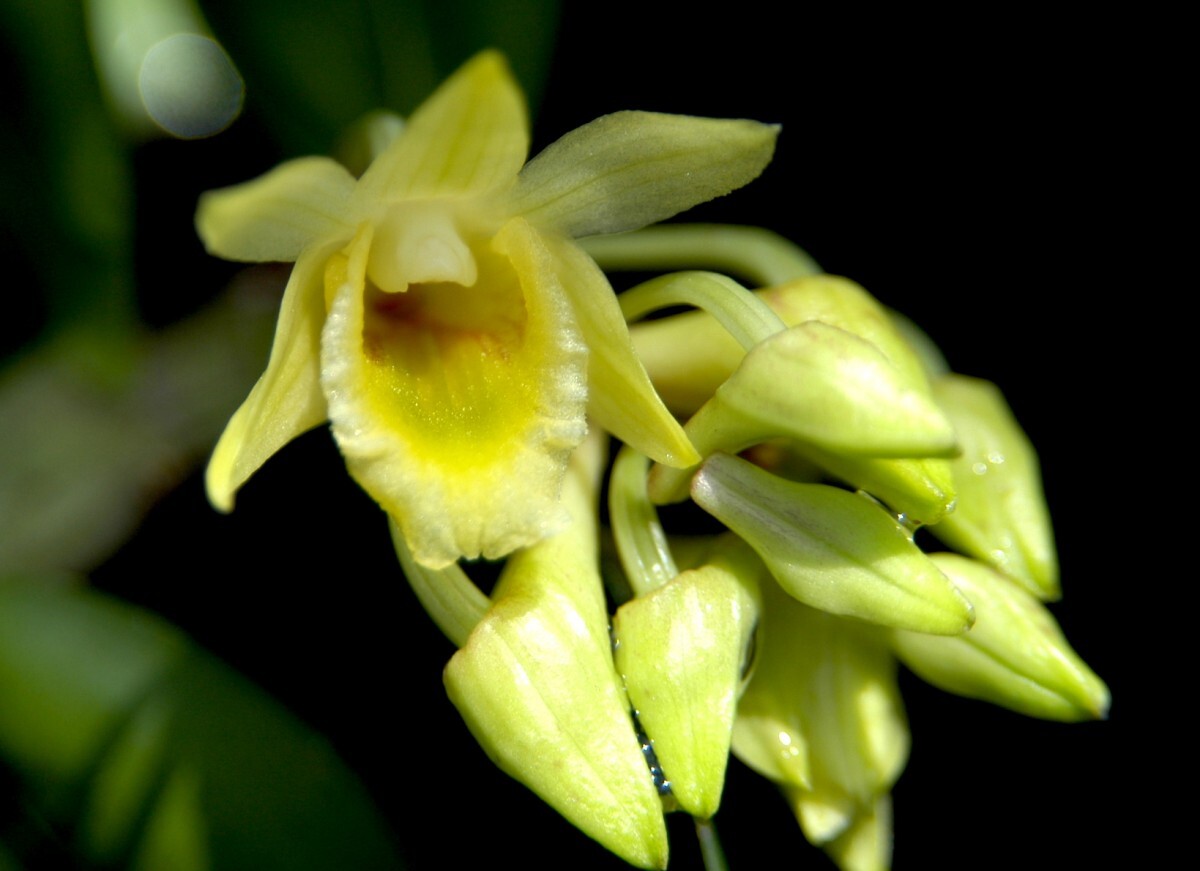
[198,52,1107,870]
[417,248,1108,870]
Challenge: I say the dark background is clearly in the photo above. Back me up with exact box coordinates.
[82,5,1149,869]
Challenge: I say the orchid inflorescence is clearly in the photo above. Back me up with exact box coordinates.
[197,51,1107,870]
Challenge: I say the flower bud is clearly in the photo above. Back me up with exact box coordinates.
[630,275,934,417]
[692,453,974,634]
[650,322,957,503]
[892,554,1109,721]
[613,538,763,819]
[809,793,892,871]
[930,375,1060,600]
[443,436,668,869]
[734,588,909,846]
[782,446,957,526]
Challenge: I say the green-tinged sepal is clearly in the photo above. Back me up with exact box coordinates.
[511,112,778,239]
[613,537,764,819]
[443,435,668,870]
[734,588,909,846]
[692,453,974,634]
[195,157,356,262]
[892,554,1109,721]
[929,374,1060,600]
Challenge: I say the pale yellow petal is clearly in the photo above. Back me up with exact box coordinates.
[353,50,528,204]
[205,242,336,510]
[195,157,356,262]
[320,217,587,568]
[511,111,778,238]
[538,232,698,467]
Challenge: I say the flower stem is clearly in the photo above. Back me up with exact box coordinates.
[695,817,729,871]
[609,445,677,597]
[582,224,821,287]
[389,519,490,647]
[619,271,785,350]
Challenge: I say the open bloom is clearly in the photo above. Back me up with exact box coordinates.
[197,51,777,567]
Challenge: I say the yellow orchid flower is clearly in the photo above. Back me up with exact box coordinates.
[196,51,778,568]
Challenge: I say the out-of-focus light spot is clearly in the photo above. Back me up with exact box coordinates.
[138,33,243,139]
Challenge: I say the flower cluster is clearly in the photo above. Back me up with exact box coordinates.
[200,52,1107,871]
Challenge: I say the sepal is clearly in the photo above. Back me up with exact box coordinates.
[195,157,356,263]
[512,112,778,239]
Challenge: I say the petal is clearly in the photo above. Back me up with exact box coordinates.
[537,232,699,467]
[320,217,588,568]
[353,50,528,204]
[205,242,336,511]
[195,157,356,262]
[510,111,778,238]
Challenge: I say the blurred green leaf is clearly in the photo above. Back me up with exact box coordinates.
[0,574,403,871]
[203,0,560,155]
[0,275,279,574]
[0,0,134,353]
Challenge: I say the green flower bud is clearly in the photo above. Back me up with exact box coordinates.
[810,793,893,871]
[629,275,935,417]
[613,537,763,819]
[692,453,974,634]
[892,554,1109,721]
[781,446,957,526]
[650,322,957,503]
[757,277,932,392]
[443,436,668,869]
[734,587,909,845]
[730,588,813,794]
[930,374,1060,600]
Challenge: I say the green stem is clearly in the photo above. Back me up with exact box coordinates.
[581,224,821,287]
[389,519,489,647]
[619,272,785,351]
[695,817,729,871]
[608,445,677,598]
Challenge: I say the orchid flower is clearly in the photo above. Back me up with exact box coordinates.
[196,51,777,567]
